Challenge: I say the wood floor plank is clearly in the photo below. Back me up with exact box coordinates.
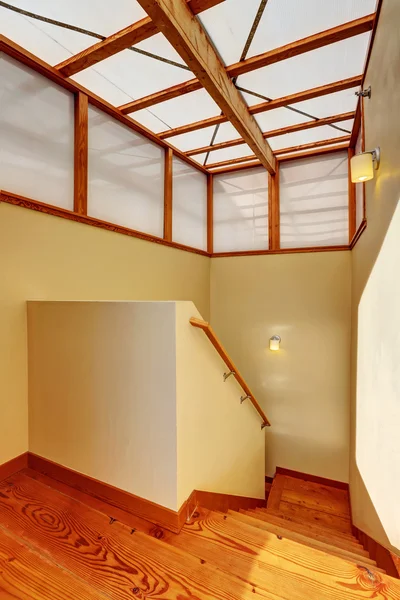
[0,474,269,600]
[226,510,383,571]
[281,477,351,517]
[0,526,107,600]
[164,511,400,600]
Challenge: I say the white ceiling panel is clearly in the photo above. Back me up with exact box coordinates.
[269,123,353,151]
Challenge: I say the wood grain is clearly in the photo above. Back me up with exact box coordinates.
[212,245,350,258]
[126,15,373,113]
[353,526,400,579]
[136,0,275,173]
[159,76,363,138]
[267,473,285,510]
[0,527,107,600]
[74,92,88,215]
[0,474,269,600]
[186,112,355,156]
[56,0,224,77]
[207,173,213,254]
[0,453,28,482]
[189,317,270,427]
[227,511,378,568]
[166,510,400,600]
[195,490,265,513]
[163,147,173,241]
[269,170,280,250]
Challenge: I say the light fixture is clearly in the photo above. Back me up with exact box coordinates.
[350,147,380,183]
[269,335,281,351]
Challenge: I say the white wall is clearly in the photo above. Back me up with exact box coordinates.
[28,301,178,510]
[210,251,352,482]
[350,0,400,553]
[176,301,265,507]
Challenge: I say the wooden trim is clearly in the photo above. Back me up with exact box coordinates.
[352,525,400,579]
[159,76,362,139]
[163,148,173,241]
[212,245,350,258]
[269,171,280,250]
[207,174,213,254]
[56,0,224,77]
[124,15,373,113]
[0,453,28,482]
[208,136,352,171]
[0,35,207,175]
[187,112,355,157]
[267,473,285,510]
[136,0,275,174]
[348,147,356,242]
[209,161,262,174]
[189,317,271,427]
[0,190,210,257]
[73,92,88,215]
[28,453,185,533]
[195,490,265,513]
[362,0,384,86]
[349,98,362,148]
[275,467,349,491]
[350,218,367,249]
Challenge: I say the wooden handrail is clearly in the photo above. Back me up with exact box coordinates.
[189,317,271,428]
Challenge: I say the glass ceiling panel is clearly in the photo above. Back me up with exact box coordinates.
[238,34,371,102]
[250,0,377,57]
[203,143,253,165]
[2,1,147,38]
[165,128,221,153]
[294,88,360,118]
[268,122,353,151]
[197,0,262,66]
[253,107,314,133]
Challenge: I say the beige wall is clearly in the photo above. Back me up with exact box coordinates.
[350,0,400,553]
[28,301,178,510]
[210,251,352,482]
[176,301,265,507]
[0,203,210,465]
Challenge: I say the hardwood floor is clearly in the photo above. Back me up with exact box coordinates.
[0,469,399,599]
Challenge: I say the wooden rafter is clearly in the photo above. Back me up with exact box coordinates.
[135,0,276,174]
[207,136,351,171]
[55,0,224,77]
[186,111,355,156]
[159,76,362,139]
[119,14,374,114]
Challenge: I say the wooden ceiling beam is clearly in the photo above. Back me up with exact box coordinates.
[186,111,355,156]
[207,136,351,170]
[55,0,224,77]
[159,76,362,139]
[135,0,276,174]
[119,14,374,114]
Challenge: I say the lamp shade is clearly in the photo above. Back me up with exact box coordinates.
[350,152,374,183]
[269,335,281,351]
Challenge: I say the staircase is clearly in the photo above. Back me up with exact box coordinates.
[0,468,399,599]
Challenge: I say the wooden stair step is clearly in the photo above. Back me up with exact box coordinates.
[280,483,351,517]
[227,510,384,572]
[164,510,400,600]
[244,510,366,553]
[258,506,355,540]
[0,474,271,600]
[0,526,107,600]
[278,500,353,534]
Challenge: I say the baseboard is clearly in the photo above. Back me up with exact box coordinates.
[26,453,263,533]
[195,490,265,512]
[28,453,186,534]
[352,525,400,579]
[276,467,349,491]
[0,452,28,481]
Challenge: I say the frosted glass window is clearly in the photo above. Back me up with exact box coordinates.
[88,107,164,237]
[0,54,74,210]
[355,129,365,230]
[172,157,207,250]
[213,167,269,253]
[280,151,349,248]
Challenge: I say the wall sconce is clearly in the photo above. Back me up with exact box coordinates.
[269,335,281,351]
[350,147,380,183]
